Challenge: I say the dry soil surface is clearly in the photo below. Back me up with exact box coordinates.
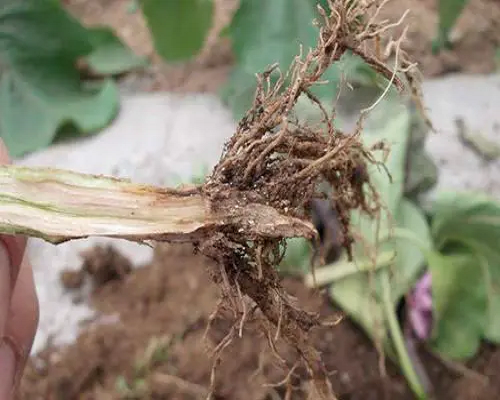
[18,244,500,400]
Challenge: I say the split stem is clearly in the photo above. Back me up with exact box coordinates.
[0,165,314,244]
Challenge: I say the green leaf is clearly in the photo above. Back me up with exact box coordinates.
[141,0,214,61]
[0,0,121,157]
[432,0,469,53]
[329,102,432,337]
[222,0,382,119]
[391,201,433,299]
[219,66,264,121]
[482,247,500,343]
[430,191,500,345]
[229,0,318,73]
[279,237,311,276]
[330,199,432,337]
[309,51,382,100]
[404,105,438,199]
[428,249,486,359]
[220,0,318,118]
[85,27,148,75]
[350,98,411,237]
[431,191,500,252]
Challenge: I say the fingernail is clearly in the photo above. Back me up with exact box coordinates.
[0,338,16,399]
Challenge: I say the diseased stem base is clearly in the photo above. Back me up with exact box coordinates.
[0,165,314,244]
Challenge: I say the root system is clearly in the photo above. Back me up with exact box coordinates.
[197,1,420,398]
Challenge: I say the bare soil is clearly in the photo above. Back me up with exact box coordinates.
[17,244,500,399]
[65,0,500,94]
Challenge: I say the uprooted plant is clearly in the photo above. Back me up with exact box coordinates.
[0,1,422,398]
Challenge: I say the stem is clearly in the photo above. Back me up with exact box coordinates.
[381,271,427,399]
[0,165,314,244]
[304,250,396,287]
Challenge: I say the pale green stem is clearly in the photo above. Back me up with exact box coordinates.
[381,271,427,399]
[0,165,314,244]
[304,250,396,287]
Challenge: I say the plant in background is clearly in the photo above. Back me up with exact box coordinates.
[287,90,500,398]
[0,0,383,157]
[432,0,470,54]
[218,0,382,119]
[135,0,384,118]
[0,0,484,159]
[140,0,214,61]
[0,0,147,157]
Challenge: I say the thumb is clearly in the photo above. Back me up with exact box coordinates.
[0,139,27,398]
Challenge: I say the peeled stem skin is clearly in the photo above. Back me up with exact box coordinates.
[0,165,315,244]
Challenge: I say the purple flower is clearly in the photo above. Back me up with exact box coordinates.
[407,272,433,340]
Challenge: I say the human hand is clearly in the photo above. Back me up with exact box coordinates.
[0,140,39,399]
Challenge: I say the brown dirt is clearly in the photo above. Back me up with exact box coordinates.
[378,0,500,76]
[17,243,500,400]
[60,245,133,290]
[65,0,499,94]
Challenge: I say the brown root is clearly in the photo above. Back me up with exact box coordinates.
[197,1,421,399]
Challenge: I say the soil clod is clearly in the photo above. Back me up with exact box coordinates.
[80,245,133,287]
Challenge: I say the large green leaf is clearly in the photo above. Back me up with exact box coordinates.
[141,0,214,62]
[430,191,500,346]
[431,191,500,252]
[428,249,486,359]
[482,246,500,343]
[222,0,382,120]
[391,201,433,300]
[229,0,318,73]
[330,199,432,339]
[220,0,318,119]
[85,27,148,75]
[0,0,141,157]
[330,101,432,336]
[350,98,411,233]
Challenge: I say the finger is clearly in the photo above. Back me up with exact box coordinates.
[0,139,26,286]
[0,236,27,287]
[0,244,12,337]
[0,139,36,398]
[0,138,10,163]
[2,256,39,397]
[0,237,25,337]
[0,244,15,399]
